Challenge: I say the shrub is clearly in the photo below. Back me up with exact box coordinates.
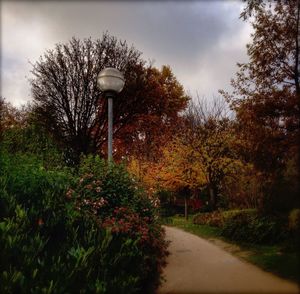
[102,207,168,290]
[74,156,169,290]
[0,152,73,221]
[0,153,168,293]
[222,208,257,218]
[74,155,157,219]
[193,211,224,228]
[288,208,300,231]
[1,124,66,169]
[287,209,300,249]
[221,209,286,244]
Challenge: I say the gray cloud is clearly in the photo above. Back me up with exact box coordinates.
[1,0,251,106]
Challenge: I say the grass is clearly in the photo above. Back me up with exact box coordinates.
[162,215,300,284]
[246,245,299,282]
[162,215,222,238]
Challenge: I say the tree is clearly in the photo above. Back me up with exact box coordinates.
[0,97,4,141]
[182,97,243,210]
[221,0,299,171]
[159,137,206,191]
[116,65,189,162]
[0,98,28,132]
[31,33,189,163]
[148,97,242,213]
[221,0,300,212]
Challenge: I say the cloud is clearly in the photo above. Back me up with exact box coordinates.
[186,21,253,98]
[1,0,252,106]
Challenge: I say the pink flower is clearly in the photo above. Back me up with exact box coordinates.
[37,218,44,226]
[66,189,74,199]
[85,184,93,190]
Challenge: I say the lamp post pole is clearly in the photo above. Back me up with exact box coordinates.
[107,93,114,161]
[97,68,125,161]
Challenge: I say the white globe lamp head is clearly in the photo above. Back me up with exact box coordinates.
[97,67,125,93]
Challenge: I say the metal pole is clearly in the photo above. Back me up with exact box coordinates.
[107,95,113,161]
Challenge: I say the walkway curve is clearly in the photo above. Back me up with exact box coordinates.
[158,226,299,294]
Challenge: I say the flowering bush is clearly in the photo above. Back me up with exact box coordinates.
[69,155,168,291]
[103,207,150,237]
[65,173,108,216]
[102,206,169,288]
[0,153,168,293]
[72,156,156,218]
[102,207,166,249]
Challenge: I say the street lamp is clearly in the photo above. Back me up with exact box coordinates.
[97,67,125,161]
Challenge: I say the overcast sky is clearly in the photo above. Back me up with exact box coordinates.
[1,0,252,107]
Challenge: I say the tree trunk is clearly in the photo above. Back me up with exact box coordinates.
[184,196,188,220]
[295,0,300,96]
[209,186,216,210]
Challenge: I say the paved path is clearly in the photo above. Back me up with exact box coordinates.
[158,226,299,294]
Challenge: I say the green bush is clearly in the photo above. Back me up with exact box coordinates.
[221,209,286,244]
[0,152,168,293]
[286,209,300,249]
[288,208,300,231]
[1,124,66,169]
[0,152,72,220]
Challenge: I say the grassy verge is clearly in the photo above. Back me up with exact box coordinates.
[246,245,299,283]
[161,215,300,284]
[162,215,222,238]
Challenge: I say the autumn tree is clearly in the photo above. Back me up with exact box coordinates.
[0,98,26,149]
[149,97,243,212]
[221,0,300,211]
[0,98,31,151]
[222,0,299,170]
[31,33,188,163]
[157,135,206,219]
[182,97,243,210]
[0,98,28,131]
[114,65,189,161]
